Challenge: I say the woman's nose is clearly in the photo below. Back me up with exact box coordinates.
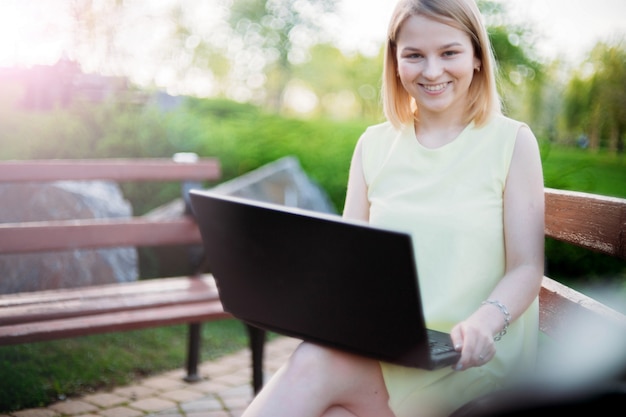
[422,58,443,79]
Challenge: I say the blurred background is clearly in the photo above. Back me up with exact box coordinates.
[0,0,624,410]
[1,0,624,136]
[1,0,625,294]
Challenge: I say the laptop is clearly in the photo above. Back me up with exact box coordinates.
[189,189,461,370]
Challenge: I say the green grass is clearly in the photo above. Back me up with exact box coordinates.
[0,320,253,412]
[542,145,626,199]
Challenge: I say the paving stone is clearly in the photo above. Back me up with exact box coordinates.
[190,411,229,417]
[218,387,252,415]
[159,389,205,403]
[145,410,183,417]
[199,361,239,378]
[220,394,250,413]
[218,385,252,399]
[217,354,248,369]
[128,398,176,413]
[180,396,223,413]
[82,393,128,408]
[112,385,156,400]
[160,368,187,380]
[99,406,144,417]
[49,400,98,415]
[11,409,59,417]
[228,407,247,417]
[185,379,232,395]
[140,376,186,392]
[214,371,249,387]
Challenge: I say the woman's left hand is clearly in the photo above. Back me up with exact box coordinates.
[449,309,499,370]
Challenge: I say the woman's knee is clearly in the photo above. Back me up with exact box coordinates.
[288,342,387,393]
[275,342,392,416]
[288,342,351,377]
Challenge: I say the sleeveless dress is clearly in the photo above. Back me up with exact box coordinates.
[359,114,539,417]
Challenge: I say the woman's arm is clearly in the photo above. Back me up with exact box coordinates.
[450,125,545,370]
[487,125,545,328]
[343,137,370,222]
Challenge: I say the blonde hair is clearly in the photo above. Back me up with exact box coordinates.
[382,0,502,129]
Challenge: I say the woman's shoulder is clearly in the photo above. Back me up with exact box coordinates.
[484,114,527,131]
[357,121,411,178]
[361,120,400,137]
[474,114,531,145]
[359,120,410,145]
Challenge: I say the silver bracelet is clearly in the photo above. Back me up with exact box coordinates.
[481,299,511,341]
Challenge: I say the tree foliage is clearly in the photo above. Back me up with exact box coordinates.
[564,42,626,152]
[51,0,624,154]
[225,0,337,109]
[289,44,384,120]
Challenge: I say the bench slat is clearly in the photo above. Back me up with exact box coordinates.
[0,275,215,307]
[0,158,221,182]
[0,217,202,253]
[0,301,231,345]
[0,276,220,325]
[539,277,626,338]
[545,188,626,259]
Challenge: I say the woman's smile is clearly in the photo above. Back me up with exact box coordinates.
[421,82,450,93]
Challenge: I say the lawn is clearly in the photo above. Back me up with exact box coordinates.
[542,145,626,199]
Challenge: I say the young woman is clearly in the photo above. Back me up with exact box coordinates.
[241,1,545,416]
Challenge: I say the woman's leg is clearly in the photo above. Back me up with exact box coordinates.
[242,341,395,417]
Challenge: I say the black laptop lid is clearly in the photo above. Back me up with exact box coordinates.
[189,189,433,366]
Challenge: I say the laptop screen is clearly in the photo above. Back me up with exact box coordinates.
[189,189,438,366]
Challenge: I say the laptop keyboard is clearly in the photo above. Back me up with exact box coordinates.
[427,329,456,355]
[428,339,455,354]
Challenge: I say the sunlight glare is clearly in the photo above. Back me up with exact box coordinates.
[0,2,35,66]
[0,1,71,67]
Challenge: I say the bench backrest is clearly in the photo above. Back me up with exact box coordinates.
[540,188,626,338]
[0,158,220,253]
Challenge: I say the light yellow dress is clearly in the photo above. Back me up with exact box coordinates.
[359,114,539,417]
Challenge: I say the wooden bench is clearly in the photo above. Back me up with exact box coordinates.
[0,158,265,393]
[1,158,625,399]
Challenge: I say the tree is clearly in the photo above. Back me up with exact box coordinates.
[477,1,548,135]
[225,0,337,110]
[564,42,626,152]
[289,43,383,120]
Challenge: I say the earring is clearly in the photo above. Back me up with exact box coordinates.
[475,66,481,72]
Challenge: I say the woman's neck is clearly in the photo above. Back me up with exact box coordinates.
[414,113,469,149]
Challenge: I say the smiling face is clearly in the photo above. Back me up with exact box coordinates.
[395,14,480,121]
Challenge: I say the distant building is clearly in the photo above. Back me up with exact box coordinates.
[0,55,146,110]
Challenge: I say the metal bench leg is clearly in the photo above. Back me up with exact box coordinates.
[246,323,266,394]
[184,322,202,382]
[185,253,208,383]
